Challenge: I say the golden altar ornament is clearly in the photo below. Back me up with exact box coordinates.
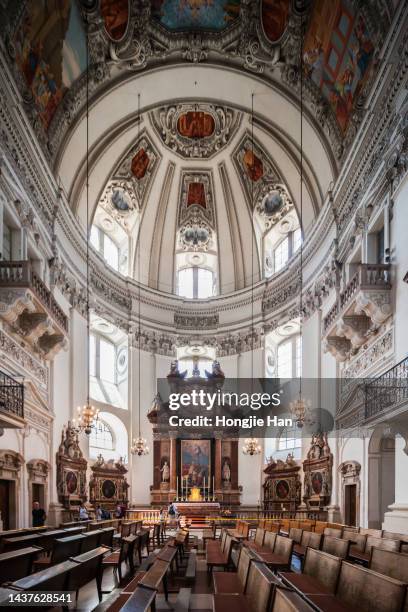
[189,486,202,502]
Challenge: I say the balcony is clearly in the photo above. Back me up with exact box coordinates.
[0,260,68,359]
[323,264,391,362]
[365,357,408,421]
[0,369,25,430]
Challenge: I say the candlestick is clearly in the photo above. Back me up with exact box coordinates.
[176,476,179,501]
[212,475,215,501]
[203,476,206,501]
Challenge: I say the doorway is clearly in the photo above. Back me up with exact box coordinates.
[0,480,11,530]
[345,484,357,526]
[32,483,45,508]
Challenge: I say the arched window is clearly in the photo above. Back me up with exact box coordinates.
[278,425,302,451]
[277,335,302,378]
[89,332,125,408]
[90,225,119,271]
[265,225,302,277]
[89,420,114,453]
[177,267,215,299]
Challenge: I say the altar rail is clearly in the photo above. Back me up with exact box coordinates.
[126,509,163,523]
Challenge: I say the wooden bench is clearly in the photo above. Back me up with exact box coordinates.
[102,535,137,585]
[156,543,178,573]
[245,529,276,555]
[81,529,103,553]
[61,526,87,536]
[138,558,170,601]
[206,532,235,575]
[213,546,257,594]
[100,527,115,549]
[313,521,328,535]
[212,561,280,612]
[369,546,408,582]
[34,533,86,568]
[2,533,42,552]
[252,534,294,572]
[360,528,383,538]
[67,545,106,604]
[228,520,250,540]
[280,548,342,597]
[11,559,77,592]
[321,535,350,559]
[323,527,343,539]
[184,549,196,584]
[37,529,67,553]
[293,530,322,558]
[0,546,41,582]
[349,534,400,564]
[174,587,191,612]
[120,586,157,612]
[271,587,315,611]
[306,561,407,611]
[246,527,265,552]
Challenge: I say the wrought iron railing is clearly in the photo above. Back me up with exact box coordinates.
[323,263,391,334]
[0,260,68,332]
[0,370,24,419]
[365,357,408,419]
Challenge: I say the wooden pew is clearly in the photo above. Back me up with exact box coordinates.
[245,527,266,552]
[0,546,41,583]
[323,527,343,539]
[369,546,408,582]
[360,528,383,538]
[272,587,315,611]
[138,558,170,601]
[81,529,103,553]
[61,526,87,536]
[280,548,342,597]
[252,534,294,572]
[306,561,407,612]
[206,532,235,575]
[67,546,106,603]
[37,529,67,553]
[349,535,400,564]
[293,531,322,559]
[321,535,350,559]
[213,546,258,594]
[213,561,280,612]
[34,534,86,568]
[245,530,276,555]
[120,586,156,612]
[102,535,138,584]
[100,527,115,549]
[2,533,42,552]
[11,559,77,592]
[156,543,179,573]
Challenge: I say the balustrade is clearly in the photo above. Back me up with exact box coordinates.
[0,369,24,419]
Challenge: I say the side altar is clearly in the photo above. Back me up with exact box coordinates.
[148,360,241,507]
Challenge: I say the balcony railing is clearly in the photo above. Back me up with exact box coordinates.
[323,264,391,334]
[0,260,68,333]
[0,370,24,419]
[365,357,408,420]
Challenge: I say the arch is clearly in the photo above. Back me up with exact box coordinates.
[89,411,128,463]
[368,425,396,529]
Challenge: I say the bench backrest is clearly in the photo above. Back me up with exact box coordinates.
[139,558,169,590]
[245,561,278,612]
[299,521,314,532]
[220,529,227,552]
[272,587,315,611]
[288,528,302,544]
[304,548,341,593]
[366,536,400,554]
[240,522,250,538]
[254,528,265,547]
[237,546,256,590]
[0,547,39,582]
[223,534,234,560]
[81,530,102,553]
[274,536,293,563]
[269,522,280,533]
[264,531,277,551]
[382,530,406,541]
[12,560,77,591]
[68,546,105,591]
[336,561,406,611]
[343,531,366,551]
[314,521,328,534]
[52,535,85,564]
[322,535,350,559]
[99,527,114,548]
[121,523,132,538]
[301,530,322,550]
[360,528,383,538]
[323,527,343,539]
[370,547,408,583]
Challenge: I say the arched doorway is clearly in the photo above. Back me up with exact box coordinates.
[368,426,395,528]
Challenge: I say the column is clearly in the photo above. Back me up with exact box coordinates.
[383,434,408,534]
[170,434,177,493]
[215,436,222,493]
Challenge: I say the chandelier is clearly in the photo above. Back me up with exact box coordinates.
[289,396,311,428]
[242,438,262,456]
[72,403,99,435]
[131,435,149,456]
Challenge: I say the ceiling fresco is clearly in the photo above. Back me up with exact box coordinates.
[303,0,379,132]
[151,0,241,31]
[12,0,86,129]
[100,0,129,40]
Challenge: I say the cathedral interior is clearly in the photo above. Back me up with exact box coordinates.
[0,0,407,610]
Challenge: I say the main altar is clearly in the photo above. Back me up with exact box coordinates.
[148,360,241,508]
